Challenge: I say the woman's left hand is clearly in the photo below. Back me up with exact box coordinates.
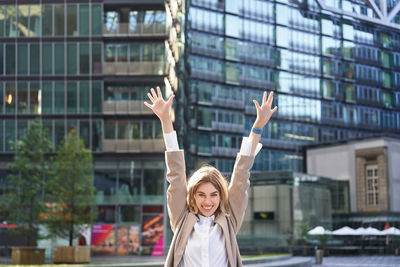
[253,91,278,129]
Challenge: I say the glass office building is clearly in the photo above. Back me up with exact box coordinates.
[185,0,400,174]
[0,0,183,256]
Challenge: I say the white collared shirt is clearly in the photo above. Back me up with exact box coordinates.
[164,131,262,267]
[179,215,227,267]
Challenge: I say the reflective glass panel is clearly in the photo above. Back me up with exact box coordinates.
[42,5,53,36]
[30,83,40,114]
[67,43,77,74]
[55,44,65,75]
[5,44,15,75]
[92,81,102,113]
[54,4,64,36]
[5,83,15,114]
[0,6,4,36]
[42,44,53,75]
[92,43,102,74]
[17,83,28,114]
[92,4,102,35]
[79,82,89,113]
[6,6,16,37]
[17,44,28,75]
[30,44,40,74]
[29,5,41,37]
[42,82,52,114]
[67,82,77,113]
[17,5,28,37]
[79,4,89,36]
[55,82,65,114]
[79,43,90,74]
[67,5,77,36]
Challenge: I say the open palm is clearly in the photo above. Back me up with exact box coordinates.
[144,87,174,121]
[253,91,278,128]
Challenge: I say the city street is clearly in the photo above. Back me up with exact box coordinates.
[310,256,400,267]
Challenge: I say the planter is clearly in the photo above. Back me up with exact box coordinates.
[53,246,90,263]
[315,249,323,264]
[11,247,45,265]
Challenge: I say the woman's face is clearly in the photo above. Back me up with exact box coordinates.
[194,182,220,217]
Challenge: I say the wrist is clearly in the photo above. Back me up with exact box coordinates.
[253,121,265,129]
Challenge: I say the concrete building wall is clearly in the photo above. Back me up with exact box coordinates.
[306,137,400,213]
[388,141,400,212]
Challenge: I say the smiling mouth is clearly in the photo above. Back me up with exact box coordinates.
[202,206,213,211]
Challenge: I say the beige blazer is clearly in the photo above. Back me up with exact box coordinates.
[164,150,255,267]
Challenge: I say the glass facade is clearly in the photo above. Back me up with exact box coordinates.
[0,0,183,256]
[185,0,400,175]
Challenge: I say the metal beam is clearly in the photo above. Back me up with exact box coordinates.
[380,0,388,17]
[387,1,400,23]
[366,0,384,20]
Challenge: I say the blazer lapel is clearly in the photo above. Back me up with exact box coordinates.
[175,212,198,262]
[215,214,234,266]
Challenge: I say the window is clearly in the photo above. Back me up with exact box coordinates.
[30,5,41,37]
[18,44,28,75]
[67,44,77,74]
[55,44,65,75]
[67,82,77,113]
[42,5,53,36]
[30,83,40,114]
[67,5,77,36]
[92,5,102,35]
[79,43,90,74]
[54,4,64,36]
[54,82,65,114]
[79,4,89,36]
[5,44,15,75]
[17,5,29,37]
[17,83,28,114]
[0,6,4,37]
[30,44,40,74]
[42,44,53,75]
[6,6,17,37]
[366,165,379,206]
[79,82,90,113]
[42,82,53,114]
[93,43,102,74]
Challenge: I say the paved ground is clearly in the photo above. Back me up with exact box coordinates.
[310,256,400,267]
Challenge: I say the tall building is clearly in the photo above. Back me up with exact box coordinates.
[0,0,183,256]
[184,0,400,175]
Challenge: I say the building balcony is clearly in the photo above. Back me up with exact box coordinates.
[211,121,244,134]
[211,147,239,157]
[191,69,224,82]
[103,22,168,37]
[103,100,153,114]
[211,96,244,109]
[103,139,165,153]
[239,77,275,90]
[190,44,224,58]
[239,55,275,67]
[104,61,167,76]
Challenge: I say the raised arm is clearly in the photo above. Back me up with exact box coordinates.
[249,91,278,155]
[228,91,277,232]
[144,86,175,134]
[144,87,187,232]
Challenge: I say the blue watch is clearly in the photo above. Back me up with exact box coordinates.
[252,127,262,134]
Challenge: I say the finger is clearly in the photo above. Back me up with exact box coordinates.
[157,86,162,98]
[151,88,157,99]
[271,106,278,114]
[167,94,175,105]
[143,101,152,109]
[147,93,155,102]
[253,99,260,110]
[267,91,274,106]
[263,91,267,105]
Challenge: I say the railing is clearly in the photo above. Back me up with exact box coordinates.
[103,139,165,153]
[103,101,153,114]
[103,61,167,75]
[212,96,245,109]
[103,22,168,36]
[211,121,244,134]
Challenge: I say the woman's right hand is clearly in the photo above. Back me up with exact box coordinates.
[144,86,175,122]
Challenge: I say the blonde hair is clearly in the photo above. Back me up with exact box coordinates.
[187,165,230,217]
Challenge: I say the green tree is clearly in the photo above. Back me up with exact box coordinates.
[46,129,97,246]
[1,120,53,246]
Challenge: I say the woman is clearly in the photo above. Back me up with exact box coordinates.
[144,87,277,267]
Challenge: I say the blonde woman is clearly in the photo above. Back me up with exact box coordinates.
[144,87,277,267]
